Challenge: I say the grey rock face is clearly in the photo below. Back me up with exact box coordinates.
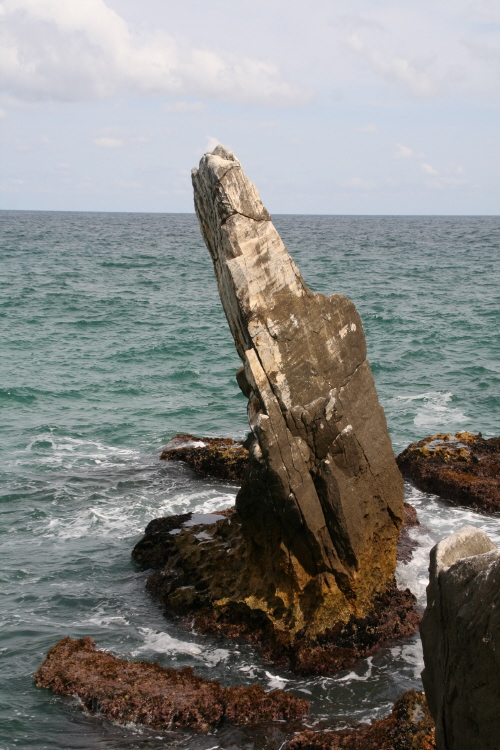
[191,145,404,634]
[421,525,500,750]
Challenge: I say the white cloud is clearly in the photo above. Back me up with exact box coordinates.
[0,0,310,106]
[162,101,205,114]
[355,123,377,133]
[205,135,221,152]
[344,177,376,189]
[0,108,6,119]
[93,137,123,148]
[395,143,414,159]
[421,162,439,175]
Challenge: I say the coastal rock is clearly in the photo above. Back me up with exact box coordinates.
[34,636,309,732]
[189,144,405,634]
[397,502,421,564]
[397,432,500,513]
[420,525,500,750]
[285,689,435,749]
[160,433,248,482]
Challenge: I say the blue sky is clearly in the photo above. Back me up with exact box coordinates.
[1,0,499,214]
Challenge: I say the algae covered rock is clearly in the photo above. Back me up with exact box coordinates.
[34,636,309,732]
[285,689,435,749]
[397,432,500,513]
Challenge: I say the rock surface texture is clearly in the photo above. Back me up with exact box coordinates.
[420,525,500,750]
[134,145,418,674]
[34,637,309,732]
[284,689,435,749]
[190,144,405,632]
[397,432,500,513]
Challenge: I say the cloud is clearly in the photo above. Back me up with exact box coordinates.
[0,108,6,119]
[162,101,205,114]
[421,162,439,175]
[93,137,123,148]
[0,0,310,106]
[355,123,377,133]
[344,177,376,189]
[395,143,414,159]
[205,136,221,152]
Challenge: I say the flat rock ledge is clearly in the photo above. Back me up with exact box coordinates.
[34,636,309,733]
[284,689,435,749]
[397,432,500,513]
[133,511,419,676]
[160,433,247,482]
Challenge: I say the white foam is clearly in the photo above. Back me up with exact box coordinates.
[396,391,468,429]
[133,628,229,666]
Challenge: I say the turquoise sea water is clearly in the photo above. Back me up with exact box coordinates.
[1,211,499,749]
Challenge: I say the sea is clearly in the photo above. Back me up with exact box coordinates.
[1,211,499,750]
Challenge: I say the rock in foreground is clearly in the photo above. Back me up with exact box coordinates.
[285,689,435,749]
[186,144,406,644]
[420,525,500,750]
[397,432,500,513]
[34,636,309,732]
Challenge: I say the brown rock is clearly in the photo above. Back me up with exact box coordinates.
[34,636,309,732]
[285,689,435,749]
[160,433,248,482]
[397,432,500,513]
[134,510,419,675]
[186,144,406,640]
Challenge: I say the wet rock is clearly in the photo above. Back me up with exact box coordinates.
[160,433,248,482]
[285,689,435,749]
[135,510,419,675]
[184,144,406,644]
[420,525,500,750]
[34,636,309,732]
[397,432,500,513]
[397,502,421,564]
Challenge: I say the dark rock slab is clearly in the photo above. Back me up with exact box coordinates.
[284,689,435,749]
[34,636,309,732]
[397,432,500,513]
[420,525,500,750]
[161,433,248,482]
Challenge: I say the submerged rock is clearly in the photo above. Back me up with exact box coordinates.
[420,525,500,750]
[34,636,309,732]
[285,689,435,749]
[160,433,248,482]
[397,432,500,513]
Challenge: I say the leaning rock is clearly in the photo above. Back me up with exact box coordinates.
[420,525,500,750]
[34,636,309,732]
[188,145,405,637]
[397,432,500,513]
[285,689,435,749]
[160,433,248,482]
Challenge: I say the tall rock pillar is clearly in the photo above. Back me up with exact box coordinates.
[191,145,404,635]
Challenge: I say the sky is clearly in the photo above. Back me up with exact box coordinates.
[1,0,499,214]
